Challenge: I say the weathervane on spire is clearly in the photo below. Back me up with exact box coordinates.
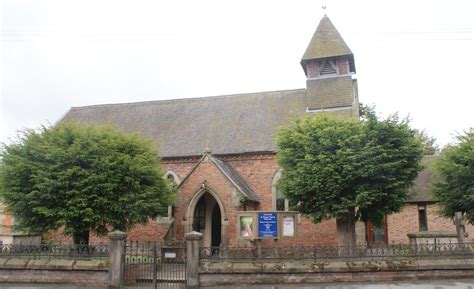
[322,3,327,15]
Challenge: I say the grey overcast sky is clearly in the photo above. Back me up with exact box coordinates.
[1,0,473,147]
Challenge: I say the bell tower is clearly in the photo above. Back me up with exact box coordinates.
[301,15,355,79]
[301,15,359,116]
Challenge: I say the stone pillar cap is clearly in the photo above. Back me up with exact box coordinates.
[185,231,203,241]
[108,230,127,240]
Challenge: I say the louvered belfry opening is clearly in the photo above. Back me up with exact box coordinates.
[320,60,337,75]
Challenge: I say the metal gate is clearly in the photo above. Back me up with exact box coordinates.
[123,241,186,289]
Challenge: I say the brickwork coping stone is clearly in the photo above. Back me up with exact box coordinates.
[0,258,107,271]
[200,258,474,274]
[199,258,474,286]
[2,258,29,269]
[407,231,467,238]
[108,230,127,240]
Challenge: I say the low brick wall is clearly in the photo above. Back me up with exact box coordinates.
[0,258,108,288]
[199,258,474,287]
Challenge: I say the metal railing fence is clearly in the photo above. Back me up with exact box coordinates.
[200,242,474,261]
[0,243,109,260]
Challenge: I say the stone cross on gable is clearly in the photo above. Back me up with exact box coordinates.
[454,211,466,244]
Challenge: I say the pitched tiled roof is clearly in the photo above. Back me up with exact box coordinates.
[408,155,439,202]
[210,156,260,202]
[61,89,312,157]
[61,86,353,157]
[60,15,359,158]
[61,86,358,157]
[301,15,353,61]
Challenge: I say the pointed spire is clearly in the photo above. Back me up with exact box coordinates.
[301,15,353,62]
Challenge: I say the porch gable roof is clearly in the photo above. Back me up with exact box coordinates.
[177,152,260,203]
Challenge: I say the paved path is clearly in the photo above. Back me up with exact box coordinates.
[1,279,473,289]
[205,279,474,289]
[0,285,101,289]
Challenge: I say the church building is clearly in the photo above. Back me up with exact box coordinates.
[7,15,469,247]
[57,15,358,247]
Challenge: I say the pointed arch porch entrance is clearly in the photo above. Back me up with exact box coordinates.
[185,187,228,247]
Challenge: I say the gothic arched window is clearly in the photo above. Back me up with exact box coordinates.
[164,171,180,185]
[167,174,175,182]
[272,170,289,211]
[163,171,181,219]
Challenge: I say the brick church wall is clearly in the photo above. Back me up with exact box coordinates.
[0,204,13,235]
[387,203,474,243]
[47,153,474,248]
[163,153,337,247]
[337,57,349,75]
[228,154,337,246]
[306,61,319,78]
[171,157,245,246]
[43,153,341,246]
[387,204,419,243]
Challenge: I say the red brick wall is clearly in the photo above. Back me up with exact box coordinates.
[387,204,419,243]
[0,214,13,235]
[49,153,474,247]
[45,219,172,244]
[306,61,319,78]
[226,154,336,245]
[425,204,456,231]
[387,203,474,243]
[166,153,337,246]
[425,204,474,241]
[45,153,337,246]
[172,157,245,246]
[162,157,199,184]
[224,154,278,212]
[337,57,349,75]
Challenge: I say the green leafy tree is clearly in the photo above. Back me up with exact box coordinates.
[276,110,423,246]
[416,129,439,155]
[0,123,173,244]
[434,129,474,223]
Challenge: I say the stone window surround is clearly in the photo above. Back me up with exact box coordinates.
[161,170,181,220]
[418,204,428,232]
[271,169,289,212]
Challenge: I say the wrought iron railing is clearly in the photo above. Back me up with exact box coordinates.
[200,242,474,261]
[0,243,109,260]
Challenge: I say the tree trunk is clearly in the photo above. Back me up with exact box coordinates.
[336,209,357,248]
[73,229,90,245]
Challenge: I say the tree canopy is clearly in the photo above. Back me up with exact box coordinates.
[434,129,474,223]
[0,123,173,244]
[416,129,439,155]
[276,110,423,245]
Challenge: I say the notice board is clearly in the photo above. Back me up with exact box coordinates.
[258,212,278,238]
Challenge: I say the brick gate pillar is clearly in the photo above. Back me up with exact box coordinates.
[185,231,203,289]
[108,230,127,289]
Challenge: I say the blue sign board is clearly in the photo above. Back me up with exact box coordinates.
[258,212,278,238]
